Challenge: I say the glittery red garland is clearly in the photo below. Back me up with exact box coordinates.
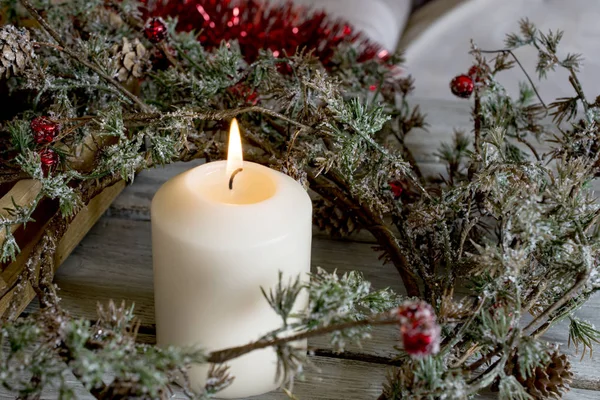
[146,0,389,66]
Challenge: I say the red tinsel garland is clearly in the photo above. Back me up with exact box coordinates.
[146,0,389,66]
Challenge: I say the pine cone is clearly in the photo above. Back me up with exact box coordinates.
[513,350,573,399]
[112,38,149,82]
[0,25,35,78]
[313,198,359,237]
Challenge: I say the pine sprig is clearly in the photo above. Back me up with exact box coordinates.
[568,317,600,358]
[261,271,304,328]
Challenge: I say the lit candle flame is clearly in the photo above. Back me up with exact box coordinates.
[226,118,244,176]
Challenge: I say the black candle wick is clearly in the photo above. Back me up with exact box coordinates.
[228,168,244,190]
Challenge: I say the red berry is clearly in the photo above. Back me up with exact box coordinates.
[450,74,474,98]
[144,18,168,43]
[397,301,436,325]
[389,181,403,198]
[401,322,440,356]
[39,148,58,175]
[245,90,259,106]
[397,301,441,357]
[31,117,60,144]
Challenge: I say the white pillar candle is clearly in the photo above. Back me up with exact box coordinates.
[151,120,312,398]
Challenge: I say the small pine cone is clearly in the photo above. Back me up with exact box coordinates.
[313,198,359,238]
[514,351,573,399]
[0,25,35,78]
[112,38,149,83]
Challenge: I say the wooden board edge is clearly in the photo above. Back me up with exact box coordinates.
[0,180,126,320]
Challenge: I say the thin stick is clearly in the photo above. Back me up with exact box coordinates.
[473,92,482,154]
[523,270,590,335]
[158,42,186,74]
[207,311,399,364]
[443,296,485,361]
[516,134,541,161]
[391,130,423,179]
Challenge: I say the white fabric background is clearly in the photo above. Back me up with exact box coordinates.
[271,0,412,51]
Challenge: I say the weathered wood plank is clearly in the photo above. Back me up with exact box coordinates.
[0,181,125,320]
[0,179,41,244]
[399,0,467,50]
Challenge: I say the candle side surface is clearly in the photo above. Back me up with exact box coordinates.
[151,160,312,398]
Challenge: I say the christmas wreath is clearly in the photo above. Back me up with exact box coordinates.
[0,0,597,399]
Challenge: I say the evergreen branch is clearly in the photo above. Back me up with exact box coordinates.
[568,73,589,114]
[515,134,541,161]
[568,317,600,359]
[391,129,423,179]
[467,351,511,393]
[18,0,151,113]
[0,191,43,262]
[2,175,124,322]
[443,296,486,361]
[479,49,547,109]
[121,106,314,132]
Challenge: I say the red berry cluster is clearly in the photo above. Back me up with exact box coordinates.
[30,116,60,175]
[449,65,486,99]
[397,301,441,357]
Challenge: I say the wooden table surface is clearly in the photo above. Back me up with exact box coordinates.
[5,0,600,399]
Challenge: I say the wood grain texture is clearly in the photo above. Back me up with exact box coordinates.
[0,181,125,319]
[0,179,41,244]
